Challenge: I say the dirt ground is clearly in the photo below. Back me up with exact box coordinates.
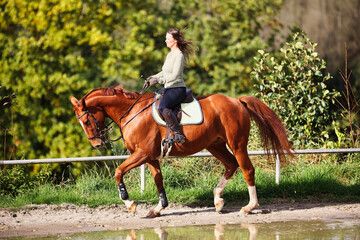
[0,201,359,238]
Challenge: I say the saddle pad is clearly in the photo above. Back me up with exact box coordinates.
[152,95,204,127]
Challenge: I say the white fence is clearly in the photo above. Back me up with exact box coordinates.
[1,148,359,190]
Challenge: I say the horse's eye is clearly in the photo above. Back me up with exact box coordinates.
[84,120,91,125]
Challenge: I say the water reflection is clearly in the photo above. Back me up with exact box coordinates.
[120,221,359,240]
[125,228,168,240]
[12,220,359,239]
[123,223,259,240]
[214,223,259,240]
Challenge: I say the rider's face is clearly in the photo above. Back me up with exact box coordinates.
[165,33,177,49]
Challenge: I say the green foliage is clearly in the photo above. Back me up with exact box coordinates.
[0,0,284,164]
[180,0,283,96]
[251,32,341,147]
[0,164,52,196]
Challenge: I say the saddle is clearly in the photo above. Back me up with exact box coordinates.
[151,89,203,158]
[152,89,203,127]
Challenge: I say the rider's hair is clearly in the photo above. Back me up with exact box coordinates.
[167,28,196,62]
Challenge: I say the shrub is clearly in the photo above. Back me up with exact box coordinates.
[0,164,52,196]
[251,31,341,147]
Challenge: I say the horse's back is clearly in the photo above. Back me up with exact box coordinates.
[197,94,246,114]
[196,94,250,133]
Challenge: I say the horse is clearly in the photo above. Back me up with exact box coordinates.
[70,86,293,217]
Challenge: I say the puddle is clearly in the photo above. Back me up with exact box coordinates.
[6,220,360,239]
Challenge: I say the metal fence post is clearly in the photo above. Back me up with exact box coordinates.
[275,154,280,185]
[141,164,146,193]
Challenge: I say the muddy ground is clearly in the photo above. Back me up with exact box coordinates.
[1,202,359,238]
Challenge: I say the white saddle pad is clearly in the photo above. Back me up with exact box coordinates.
[151,94,203,127]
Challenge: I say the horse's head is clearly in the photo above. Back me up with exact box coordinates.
[70,96,107,148]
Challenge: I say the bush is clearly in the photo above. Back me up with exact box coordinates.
[0,164,52,196]
[251,31,341,147]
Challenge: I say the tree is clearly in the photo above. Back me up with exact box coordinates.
[251,32,341,147]
[0,0,284,164]
[177,0,283,96]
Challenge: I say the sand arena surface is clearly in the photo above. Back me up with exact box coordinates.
[1,202,359,238]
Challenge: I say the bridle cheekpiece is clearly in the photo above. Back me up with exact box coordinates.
[76,107,107,141]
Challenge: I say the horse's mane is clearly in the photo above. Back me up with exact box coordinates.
[82,85,140,100]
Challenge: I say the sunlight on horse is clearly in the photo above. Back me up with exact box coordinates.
[71,86,294,217]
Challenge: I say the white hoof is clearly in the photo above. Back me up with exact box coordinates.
[215,198,225,212]
[239,203,259,215]
[124,199,136,214]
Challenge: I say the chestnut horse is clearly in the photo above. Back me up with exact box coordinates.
[70,86,293,217]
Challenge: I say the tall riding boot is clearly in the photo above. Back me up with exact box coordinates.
[162,108,186,143]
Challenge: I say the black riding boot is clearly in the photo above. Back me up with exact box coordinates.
[162,108,186,143]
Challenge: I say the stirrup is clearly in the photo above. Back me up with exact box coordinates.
[160,128,173,159]
[161,138,173,159]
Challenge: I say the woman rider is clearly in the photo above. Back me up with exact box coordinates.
[146,29,195,143]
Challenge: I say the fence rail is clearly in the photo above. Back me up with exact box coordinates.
[1,148,359,189]
[1,148,359,166]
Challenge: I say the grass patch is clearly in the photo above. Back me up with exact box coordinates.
[1,154,359,208]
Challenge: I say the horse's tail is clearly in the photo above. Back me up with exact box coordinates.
[239,96,295,159]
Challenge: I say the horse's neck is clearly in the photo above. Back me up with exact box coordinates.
[102,96,138,123]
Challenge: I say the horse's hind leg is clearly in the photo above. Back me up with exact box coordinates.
[146,160,168,218]
[232,146,259,214]
[207,140,239,212]
[239,151,259,214]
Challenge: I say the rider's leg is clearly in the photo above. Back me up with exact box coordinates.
[159,87,186,143]
[162,108,185,143]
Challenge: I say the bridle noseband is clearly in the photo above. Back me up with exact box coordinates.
[76,109,107,140]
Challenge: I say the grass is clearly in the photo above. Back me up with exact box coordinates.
[1,153,359,209]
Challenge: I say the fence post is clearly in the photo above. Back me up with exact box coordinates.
[141,164,146,193]
[275,154,280,185]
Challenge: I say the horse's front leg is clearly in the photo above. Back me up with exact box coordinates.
[115,150,149,214]
[146,160,168,218]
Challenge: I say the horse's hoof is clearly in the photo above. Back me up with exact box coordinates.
[128,201,136,214]
[215,198,225,213]
[239,207,252,215]
[146,209,161,218]
[239,203,259,215]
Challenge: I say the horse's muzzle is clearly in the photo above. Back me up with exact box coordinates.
[90,138,105,148]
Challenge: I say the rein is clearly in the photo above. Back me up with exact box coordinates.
[122,98,160,128]
[104,83,150,142]
[106,92,159,143]
[105,76,162,142]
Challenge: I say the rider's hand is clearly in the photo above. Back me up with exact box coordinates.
[146,77,158,86]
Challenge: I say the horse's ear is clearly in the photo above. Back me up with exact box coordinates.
[70,96,86,110]
[70,96,79,107]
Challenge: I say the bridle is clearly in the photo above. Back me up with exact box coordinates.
[75,79,159,144]
[76,109,107,141]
